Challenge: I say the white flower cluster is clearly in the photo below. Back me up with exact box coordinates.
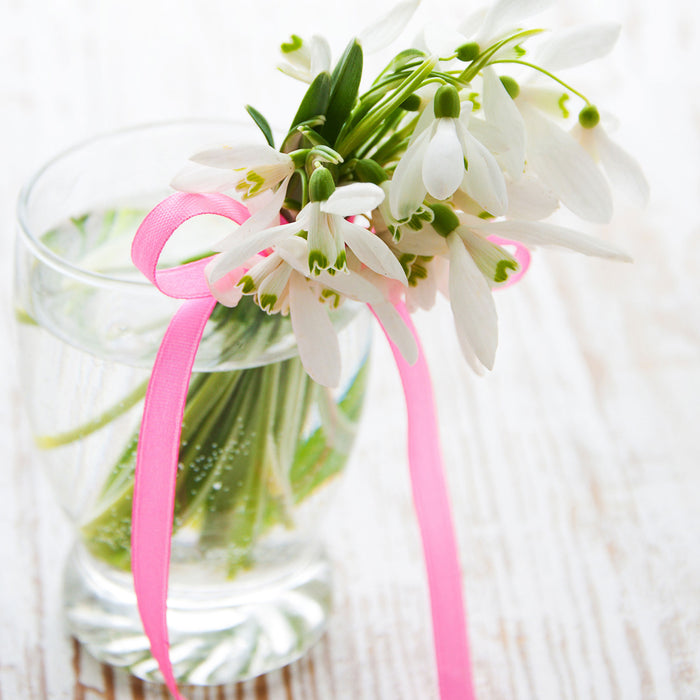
[171,0,647,386]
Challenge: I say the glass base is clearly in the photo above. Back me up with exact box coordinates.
[63,543,332,685]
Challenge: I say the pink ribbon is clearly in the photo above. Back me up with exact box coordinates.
[372,303,476,699]
[130,192,532,699]
[130,193,250,699]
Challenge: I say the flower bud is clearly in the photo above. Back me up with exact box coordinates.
[499,75,520,99]
[456,42,479,62]
[578,105,600,129]
[355,159,388,184]
[400,94,422,111]
[309,167,336,202]
[433,85,461,119]
[429,203,460,237]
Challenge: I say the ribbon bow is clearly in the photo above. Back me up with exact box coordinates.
[130,191,531,699]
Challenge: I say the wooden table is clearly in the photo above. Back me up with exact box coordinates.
[2,1,698,697]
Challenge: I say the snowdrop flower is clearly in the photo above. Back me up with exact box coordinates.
[387,203,515,372]
[171,143,295,201]
[515,98,614,224]
[571,107,649,206]
[390,85,507,221]
[206,168,406,292]
[422,0,552,60]
[358,0,422,53]
[213,235,415,387]
[482,21,633,222]
[278,34,332,83]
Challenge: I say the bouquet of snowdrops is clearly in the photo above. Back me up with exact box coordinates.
[170,0,646,385]
[82,0,646,576]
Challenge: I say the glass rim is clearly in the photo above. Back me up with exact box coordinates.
[16,118,244,291]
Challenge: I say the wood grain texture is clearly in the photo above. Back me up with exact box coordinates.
[2,0,699,698]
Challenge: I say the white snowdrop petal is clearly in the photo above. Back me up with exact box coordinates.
[372,301,419,364]
[458,127,508,216]
[289,275,341,387]
[505,172,559,220]
[595,129,650,206]
[394,226,449,256]
[408,87,438,146]
[307,206,337,270]
[191,144,289,170]
[318,268,384,304]
[423,22,469,55]
[466,117,510,154]
[309,35,332,75]
[422,119,465,200]
[170,162,243,193]
[446,232,498,370]
[322,183,385,217]
[535,23,621,71]
[477,0,553,43]
[359,0,421,53]
[483,67,526,178]
[406,266,438,311]
[338,220,408,283]
[205,225,294,283]
[214,182,290,251]
[474,219,632,261]
[521,104,613,223]
[276,237,312,276]
[390,129,431,219]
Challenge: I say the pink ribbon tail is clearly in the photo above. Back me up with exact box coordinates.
[373,302,477,700]
[132,295,216,699]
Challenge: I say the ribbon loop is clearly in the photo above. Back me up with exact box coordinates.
[131,192,250,298]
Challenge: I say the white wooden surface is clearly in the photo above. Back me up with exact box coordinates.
[2,1,699,698]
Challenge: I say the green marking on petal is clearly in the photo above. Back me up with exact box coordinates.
[467,92,481,110]
[245,171,265,197]
[259,293,277,311]
[404,206,435,231]
[494,259,518,283]
[579,104,600,129]
[320,288,342,308]
[309,250,329,273]
[281,34,303,54]
[334,250,347,270]
[399,253,417,276]
[558,93,570,119]
[499,76,520,99]
[478,211,495,220]
[238,275,256,294]
[434,85,461,119]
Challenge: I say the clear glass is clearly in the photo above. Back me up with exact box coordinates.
[14,121,372,685]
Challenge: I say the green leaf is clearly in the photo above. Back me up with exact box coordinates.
[245,105,275,147]
[288,71,331,135]
[320,40,363,145]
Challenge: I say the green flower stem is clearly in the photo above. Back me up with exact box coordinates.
[369,116,419,166]
[336,56,438,157]
[488,58,591,104]
[457,28,545,84]
[35,380,148,449]
[79,345,369,578]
